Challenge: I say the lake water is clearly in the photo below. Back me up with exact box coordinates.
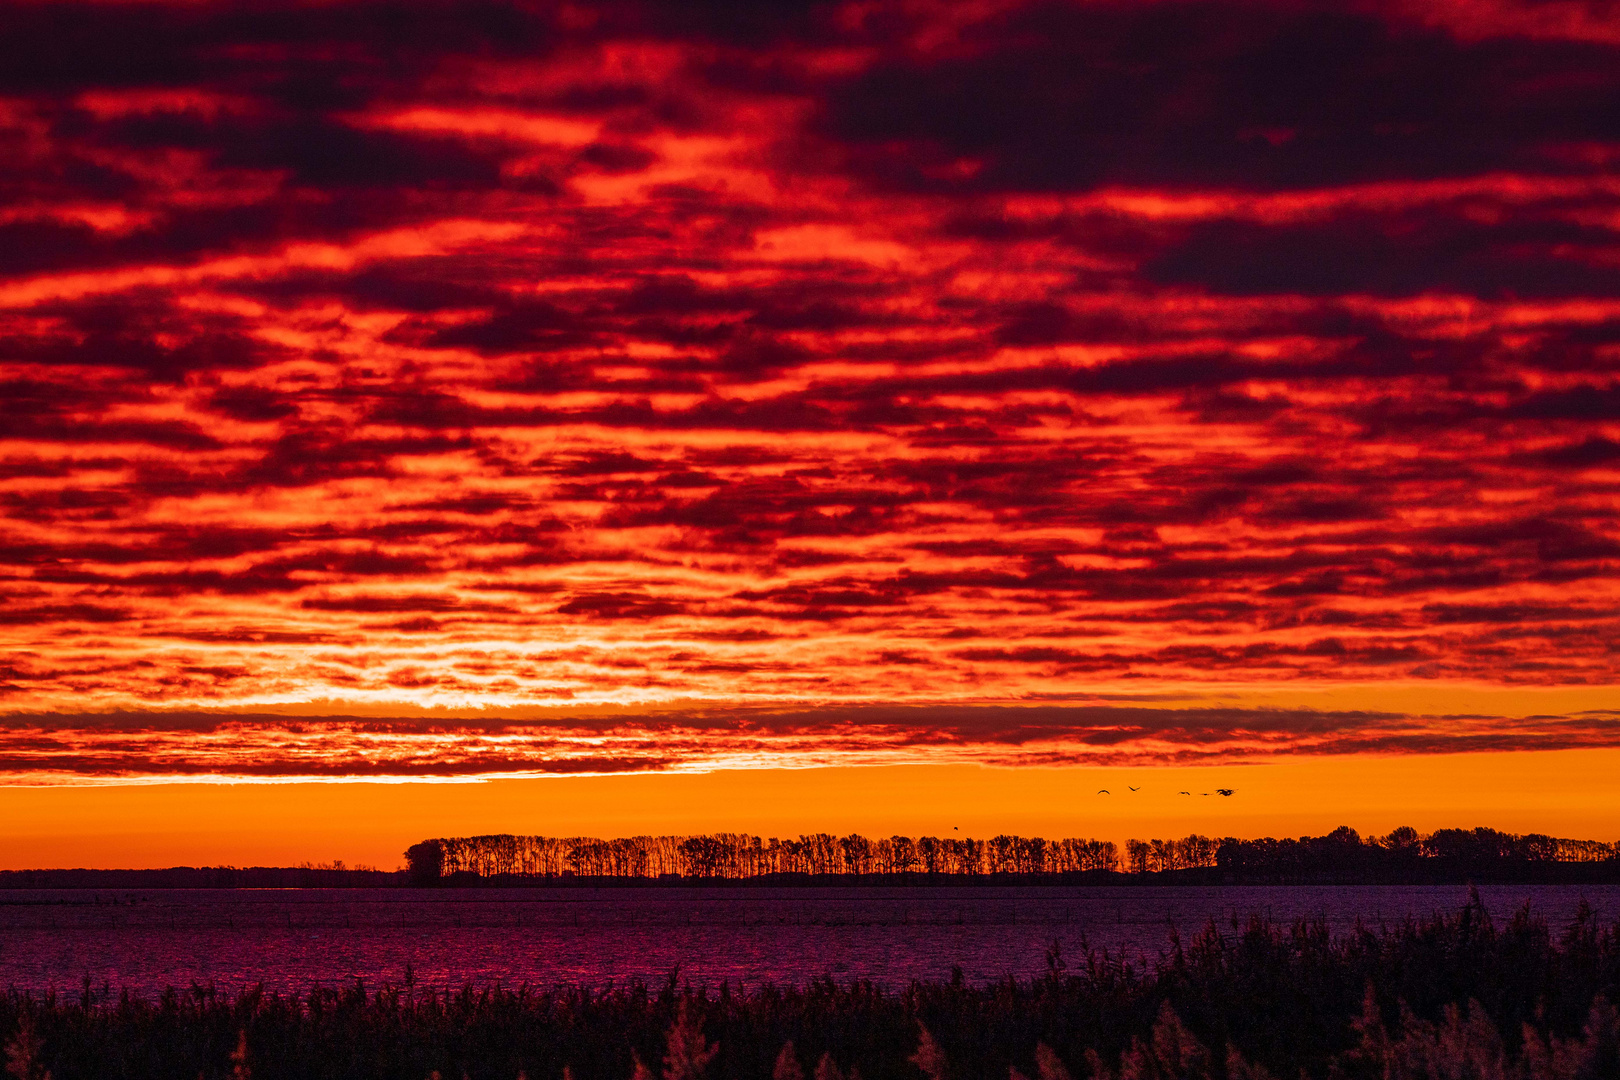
[2,884,1617,997]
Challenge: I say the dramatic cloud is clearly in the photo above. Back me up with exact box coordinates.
[1,0,1617,778]
[3,704,1619,782]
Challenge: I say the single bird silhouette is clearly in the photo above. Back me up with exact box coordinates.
[1128,785,1140,791]
[1097,789,1110,794]
[1217,788,1235,796]
[1179,791,1190,795]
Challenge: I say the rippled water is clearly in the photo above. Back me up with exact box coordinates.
[2,884,1616,996]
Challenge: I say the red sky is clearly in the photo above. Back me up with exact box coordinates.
[2,0,1619,861]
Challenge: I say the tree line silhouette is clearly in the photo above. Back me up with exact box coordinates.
[5,896,1620,1079]
[404,825,1620,885]
[1,825,1610,892]
[405,833,1124,883]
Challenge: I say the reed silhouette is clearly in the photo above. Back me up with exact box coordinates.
[4,896,1620,1078]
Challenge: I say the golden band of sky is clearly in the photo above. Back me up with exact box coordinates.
[2,749,1616,871]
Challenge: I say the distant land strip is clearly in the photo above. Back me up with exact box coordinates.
[5,826,1620,888]
[396,827,1620,886]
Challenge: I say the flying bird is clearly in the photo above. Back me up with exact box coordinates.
[1217,788,1235,796]
[1097,789,1110,794]
[1128,785,1140,792]
[1179,791,1190,795]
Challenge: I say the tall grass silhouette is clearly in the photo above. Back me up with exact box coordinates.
[4,895,1620,1078]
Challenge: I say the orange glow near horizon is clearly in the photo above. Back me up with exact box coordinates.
[2,0,1620,841]
[2,752,1617,872]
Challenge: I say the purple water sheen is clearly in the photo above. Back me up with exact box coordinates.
[2,884,1617,997]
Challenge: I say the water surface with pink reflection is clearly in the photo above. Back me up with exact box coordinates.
[4,885,1616,996]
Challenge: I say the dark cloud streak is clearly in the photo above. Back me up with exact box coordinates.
[0,0,1616,774]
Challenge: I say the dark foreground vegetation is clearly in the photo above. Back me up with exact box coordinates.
[401,826,1620,885]
[5,895,1620,1079]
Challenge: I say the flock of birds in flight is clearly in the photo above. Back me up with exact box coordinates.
[945,785,1237,830]
[1094,787,1236,796]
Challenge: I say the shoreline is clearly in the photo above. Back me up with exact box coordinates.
[7,866,1620,888]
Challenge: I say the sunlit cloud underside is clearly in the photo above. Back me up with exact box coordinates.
[2,0,1619,779]
[3,703,1619,782]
